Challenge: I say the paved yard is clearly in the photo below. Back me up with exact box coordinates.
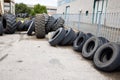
[0,32,120,80]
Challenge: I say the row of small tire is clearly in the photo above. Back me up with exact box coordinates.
[48,27,120,72]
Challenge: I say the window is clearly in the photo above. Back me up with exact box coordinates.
[86,11,89,16]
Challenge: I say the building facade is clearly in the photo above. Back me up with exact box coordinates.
[57,0,120,24]
[0,0,15,14]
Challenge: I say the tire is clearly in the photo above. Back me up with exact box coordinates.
[99,37,109,43]
[60,28,75,45]
[82,36,107,59]
[68,31,79,45]
[93,42,120,72]
[23,20,32,31]
[52,17,64,31]
[3,14,17,34]
[27,21,35,35]
[86,33,94,38]
[44,14,49,25]
[35,14,45,38]
[0,21,3,36]
[49,28,66,46]
[46,16,56,33]
[73,32,88,52]
[16,21,22,31]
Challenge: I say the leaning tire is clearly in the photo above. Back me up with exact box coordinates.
[52,17,64,31]
[0,21,3,36]
[68,31,78,45]
[73,32,88,52]
[35,14,45,38]
[16,21,22,31]
[60,28,75,45]
[82,36,108,59]
[27,21,35,35]
[46,16,56,33]
[49,28,66,46]
[93,42,120,72]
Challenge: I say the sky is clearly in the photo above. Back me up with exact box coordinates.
[15,0,57,7]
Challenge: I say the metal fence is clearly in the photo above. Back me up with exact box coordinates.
[53,13,120,42]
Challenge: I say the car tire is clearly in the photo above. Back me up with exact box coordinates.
[93,42,120,72]
[60,28,75,45]
[82,36,108,59]
[52,17,64,31]
[73,32,88,52]
[49,28,66,46]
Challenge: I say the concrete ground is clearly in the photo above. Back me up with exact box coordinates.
[0,32,120,80]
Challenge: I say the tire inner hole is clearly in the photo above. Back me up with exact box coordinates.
[86,41,95,53]
[52,30,59,39]
[100,47,113,63]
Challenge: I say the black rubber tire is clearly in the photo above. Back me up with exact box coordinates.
[3,14,17,34]
[93,42,120,72]
[52,17,64,31]
[73,32,88,52]
[46,16,56,33]
[60,28,75,45]
[68,31,79,45]
[18,22,25,31]
[99,37,109,43]
[44,14,49,25]
[0,21,3,36]
[16,21,22,31]
[86,33,94,38]
[23,20,32,31]
[49,28,66,46]
[35,14,45,38]
[82,36,107,59]
[27,21,35,35]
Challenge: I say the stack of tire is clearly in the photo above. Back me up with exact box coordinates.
[0,14,17,35]
[48,27,120,72]
[48,28,77,46]
[34,14,64,38]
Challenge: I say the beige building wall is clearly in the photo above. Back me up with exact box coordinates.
[57,0,120,14]
[106,0,120,13]
[57,0,94,14]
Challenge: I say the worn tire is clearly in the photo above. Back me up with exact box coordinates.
[46,16,56,33]
[82,36,107,59]
[94,42,120,72]
[68,31,78,45]
[60,28,75,45]
[3,14,17,34]
[35,14,45,38]
[0,21,3,36]
[44,14,49,25]
[16,21,22,31]
[52,17,64,31]
[27,21,35,35]
[23,20,32,31]
[73,32,88,52]
[86,33,94,38]
[49,28,66,46]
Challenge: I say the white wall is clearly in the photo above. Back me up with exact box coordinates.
[57,0,94,14]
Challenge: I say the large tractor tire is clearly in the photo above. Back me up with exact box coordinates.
[3,14,17,34]
[35,14,45,38]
